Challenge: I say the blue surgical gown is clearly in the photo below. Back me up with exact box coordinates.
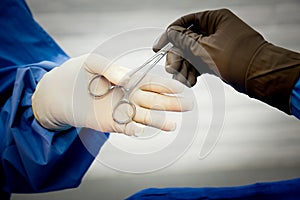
[0,0,107,198]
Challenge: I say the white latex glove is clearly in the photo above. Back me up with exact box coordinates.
[32,54,193,136]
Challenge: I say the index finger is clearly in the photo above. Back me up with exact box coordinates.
[139,75,184,94]
[152,31,170,53]
[84,53,130,86]
[169,10,225,36]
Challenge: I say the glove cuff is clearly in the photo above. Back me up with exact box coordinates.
[32,71,72,131]
[245,43,300,114]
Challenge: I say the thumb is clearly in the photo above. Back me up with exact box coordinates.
[84,53,130,86]
[152,31,169,53]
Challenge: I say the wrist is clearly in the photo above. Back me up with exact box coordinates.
[245,43,300,114]
[32,70,72,131]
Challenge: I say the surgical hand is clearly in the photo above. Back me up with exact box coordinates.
[32,54,193,136]
[154,8,300,114]
[153,9,267,88]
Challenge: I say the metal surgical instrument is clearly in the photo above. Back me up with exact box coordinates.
[88,42,174,125]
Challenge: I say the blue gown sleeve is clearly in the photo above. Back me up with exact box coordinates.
[0,0,107,195]
[291,77,300,119]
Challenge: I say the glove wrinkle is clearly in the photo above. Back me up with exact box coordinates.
[246,43,300,114]
[153,8,300,115]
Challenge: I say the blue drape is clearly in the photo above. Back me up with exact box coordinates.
[127,178,300,200]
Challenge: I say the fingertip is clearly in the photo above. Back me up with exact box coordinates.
[165,64,178,74]
[168,78,185,93]
[105,65,131,86]
[132,128,144,137]
[166,121,177,132]
[181,98,194,111]
[173,96,194,112]
[160,77,185,94]
[186,75,197,88]
[165,55,182,75]
[159,120,177,132]
[153,31,169,52]
[125,122,145,136]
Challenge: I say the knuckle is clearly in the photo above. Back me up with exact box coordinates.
[219,8,231,15]
[143,109,151,125]
[165,65,178,74]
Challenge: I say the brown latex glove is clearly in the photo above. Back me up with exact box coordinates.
[153,8,300,114]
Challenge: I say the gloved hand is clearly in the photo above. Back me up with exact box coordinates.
[32,54,192,136]
[153,9,300,114]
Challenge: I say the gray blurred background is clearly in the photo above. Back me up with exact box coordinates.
[13,0,300,199]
